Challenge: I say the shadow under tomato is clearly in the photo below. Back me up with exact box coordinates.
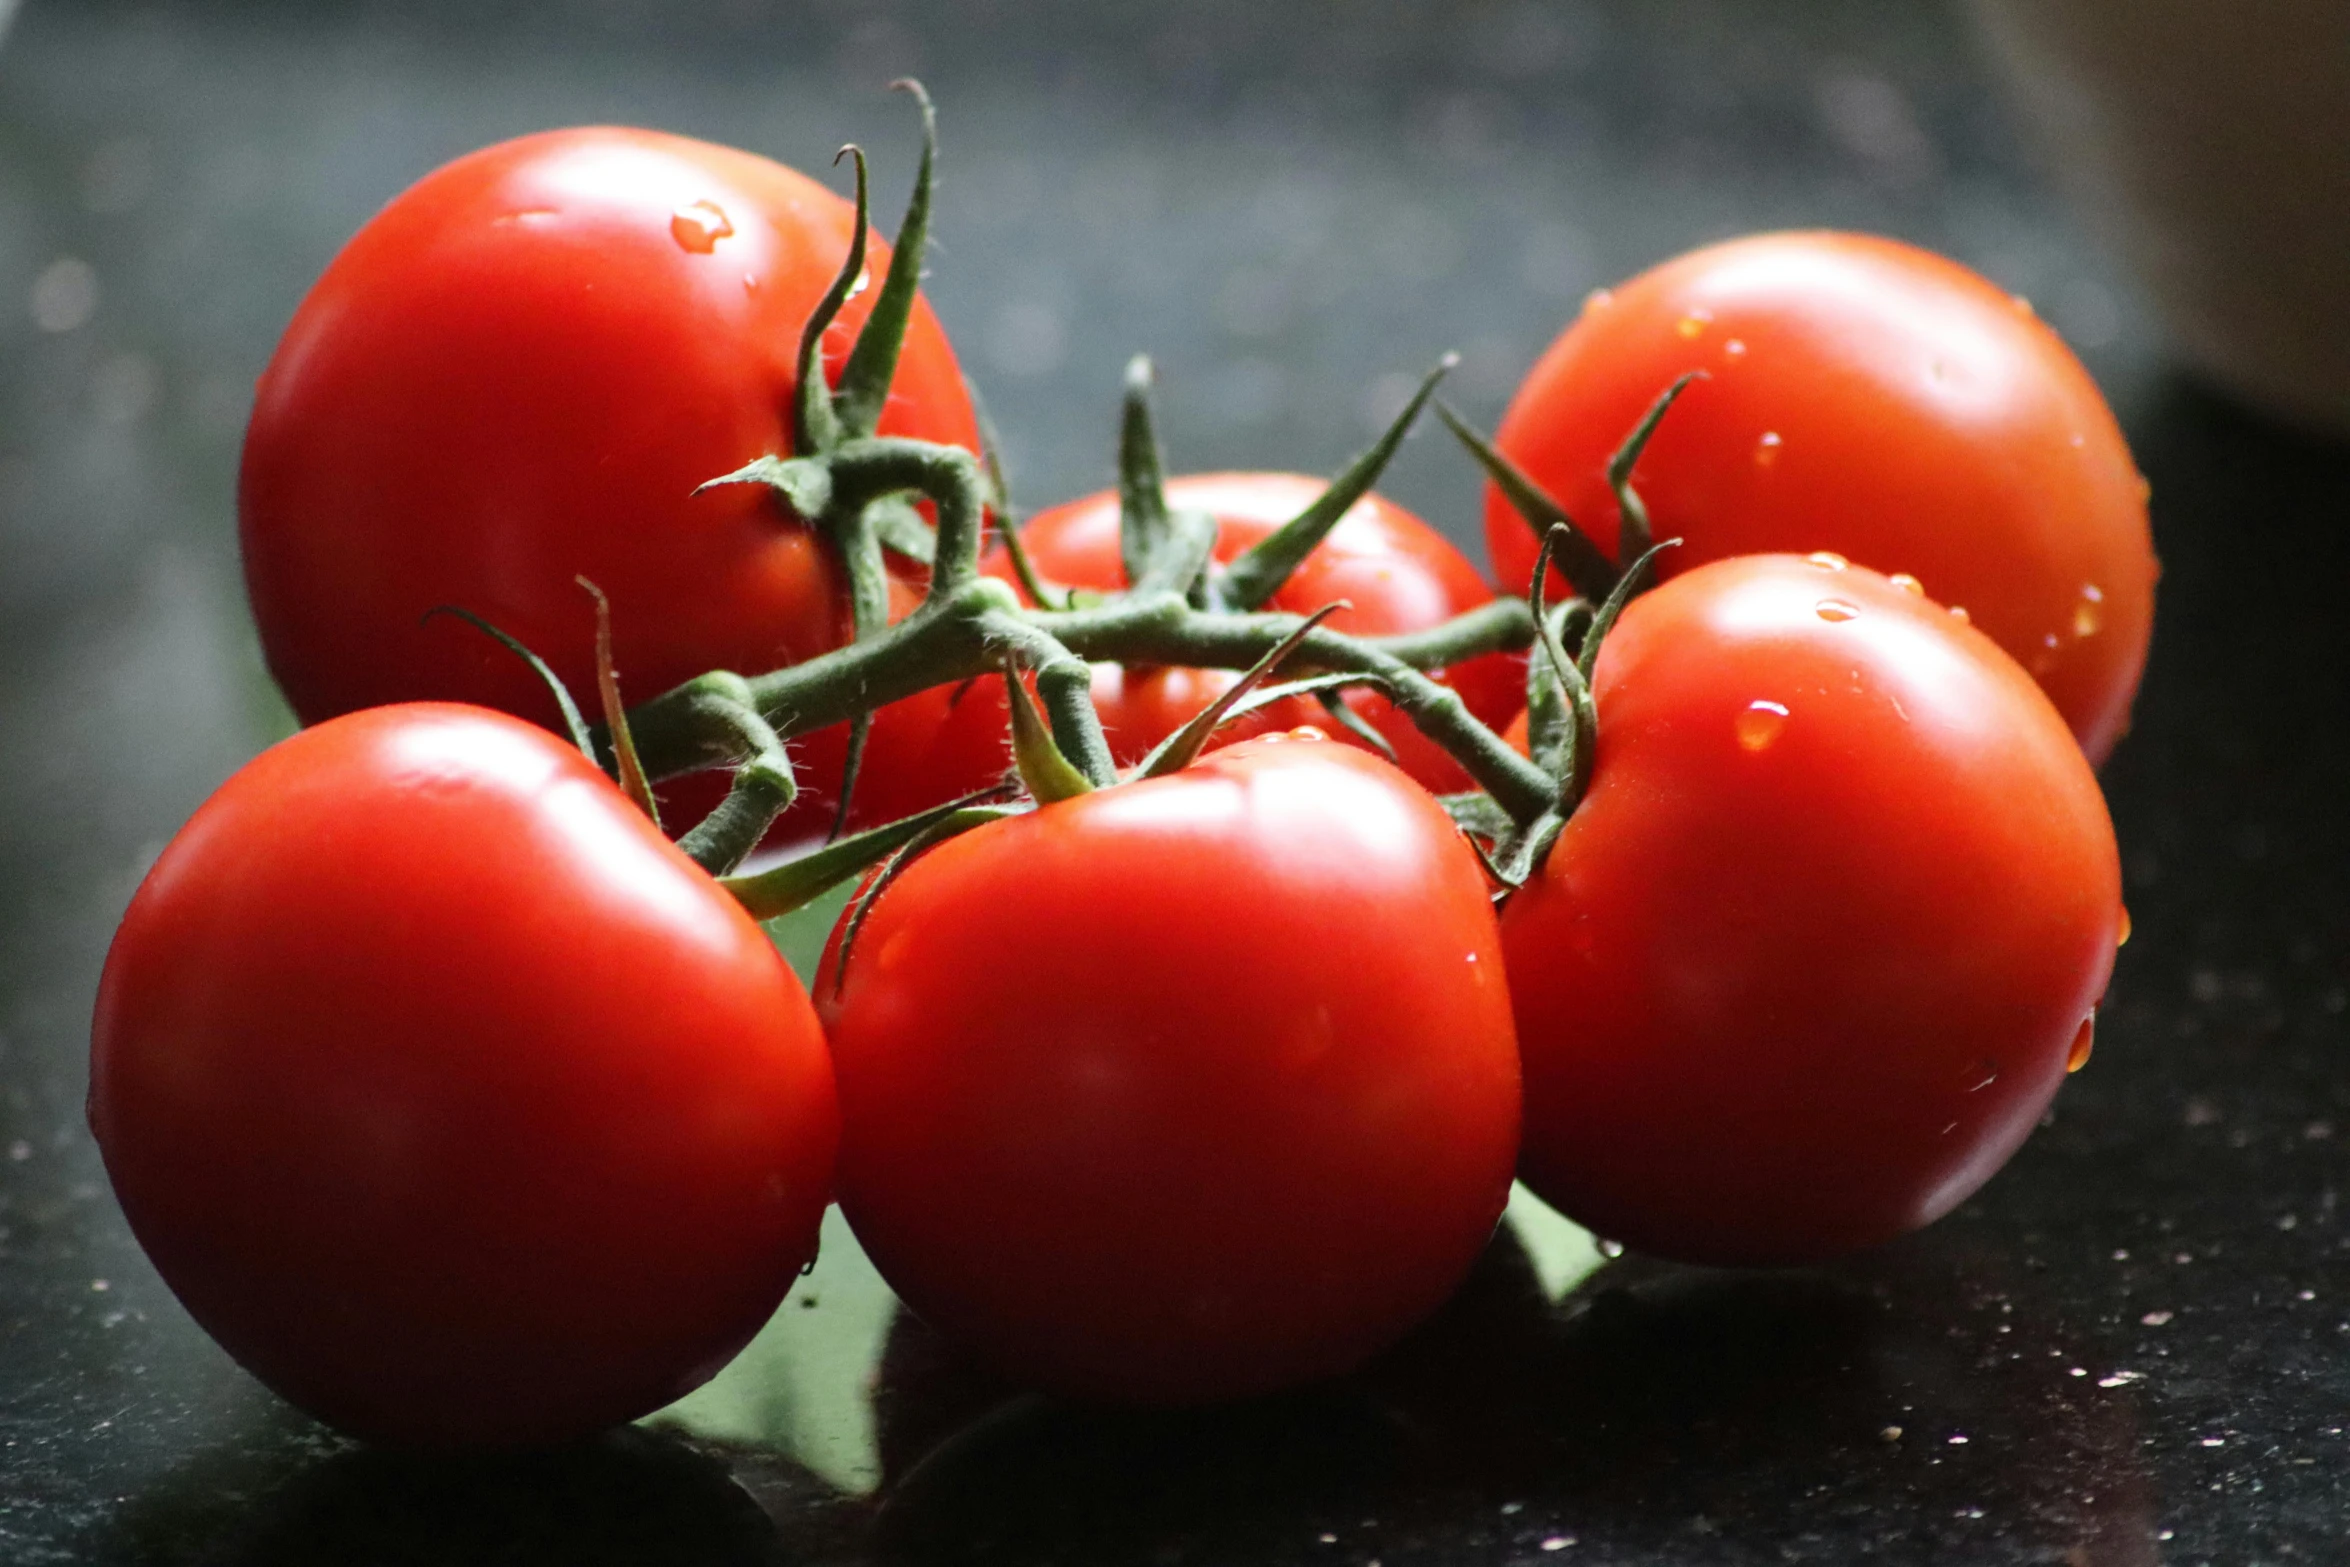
[865,1219,2160,1565]
[98,1426,802,1567]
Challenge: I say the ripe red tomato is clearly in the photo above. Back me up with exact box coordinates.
[1485,232,2157,763]
[999,474,1525,792]
[239,127,984,822]
[1501,556,2122,1265]
[89,704,839,1448]
[818,734,1522,1403]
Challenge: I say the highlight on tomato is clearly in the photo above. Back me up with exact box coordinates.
[1499,554,2123,1266]
[1478,231,2157,764]
[89,704,840,1449]
[238,116,992,832]
[816,733,1523,1404]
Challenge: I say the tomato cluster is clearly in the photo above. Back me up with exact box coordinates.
[91,111,2139,1451]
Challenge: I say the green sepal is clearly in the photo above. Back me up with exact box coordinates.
[1436,399,1620,604]
[1220,353,1455,612]
[791,145,869,459]
[1526,527,1596,815]
[1136,603,1345,779]
[829,802,1021,994]
[1132,507,1219,600]
[721,791,1010,921]
[1003,658,1096,802]
[1439,790,1517,842]
[576,576,660,829]
[866,494,936,565]
[1489,809,1566,891]
[1606,371,1702,562]
[834,81,936,440]
[1314,686,1397,760]
[1576,538,1678,685]
[696,454,834,523]
[1116,355,1171,591]
[419,605,595,763]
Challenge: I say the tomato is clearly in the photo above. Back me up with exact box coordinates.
[239,127,985,824]
[817,734,1522,1403]
[89,704,839,1448]
[1501,556,2122,1265]
[1485,232,2156,763]
[999,474,1524,792]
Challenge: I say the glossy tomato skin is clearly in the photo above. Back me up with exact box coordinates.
[1485,233,2156,764]
[1501,557,2122,1266]
[90,705,839,1448]
[998,474,1525,792]
[818,735,1522,1403]
[240,127,985,825]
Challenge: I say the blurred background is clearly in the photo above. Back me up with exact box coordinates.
[4,3,2347,1564]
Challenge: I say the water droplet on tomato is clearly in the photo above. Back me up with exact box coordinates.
[1889,572,1924,596]
[1582,287,1614,315]
[670,199,734,253]
[743,273,760,293]
[1288,725,1329,742]
[1675,307,1713,339]
[2136,474,2153,504]
[2073,583,2105,638]
[2069,431,2087,449]
[1804,550,1848,571]
[2117,906,2133,947]
[1815,599,1859,623]
[2068,1012,2097,1073]
[2011,294,2035,317]
[1723,337,1747,358]
[1754,431,1783,467]
[1735,699,1789,751]
[1258,732,1289,745]
[1948,604,1972,625]
[1962,1057,2000,1093]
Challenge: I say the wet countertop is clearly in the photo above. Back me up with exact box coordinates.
[2,2,2345,1562]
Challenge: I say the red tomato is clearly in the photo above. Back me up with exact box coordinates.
[818,734,1522,1403]
[239,127,986,824]
[999,474,1524,792]
[1501,556,2122,1265]
[1485,232,2156,763]
[89,705,839,1448]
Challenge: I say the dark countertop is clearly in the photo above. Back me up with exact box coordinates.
[2,3,2344,1562]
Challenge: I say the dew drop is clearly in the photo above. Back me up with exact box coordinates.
[1804,549,1848,571]
[1582,287,1614,315]
[1595,1237,1625,1259]
[2067,1012,2097,1073]
[1723,337,1747,358]
[1948,604,1972,625]
[743,273,760,293]
[670,199,734,253]
[2117,906,2132,947]
[2068,431,2087,448]
[1815,599,1860,623]
[1735,699,1789,751]
[2072,583,2105,638]
[1754,430,1783,467]
[2136,474,2153,503]
[2011,294,2035,316]
[1888,572,1924,596]
[1258,731,1290,745]
[1675,307,1714,339]
[1962,1057,2000,1093]
[1289,724,1329,742]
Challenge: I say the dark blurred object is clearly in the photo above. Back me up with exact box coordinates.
[1971,0,2350,436]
